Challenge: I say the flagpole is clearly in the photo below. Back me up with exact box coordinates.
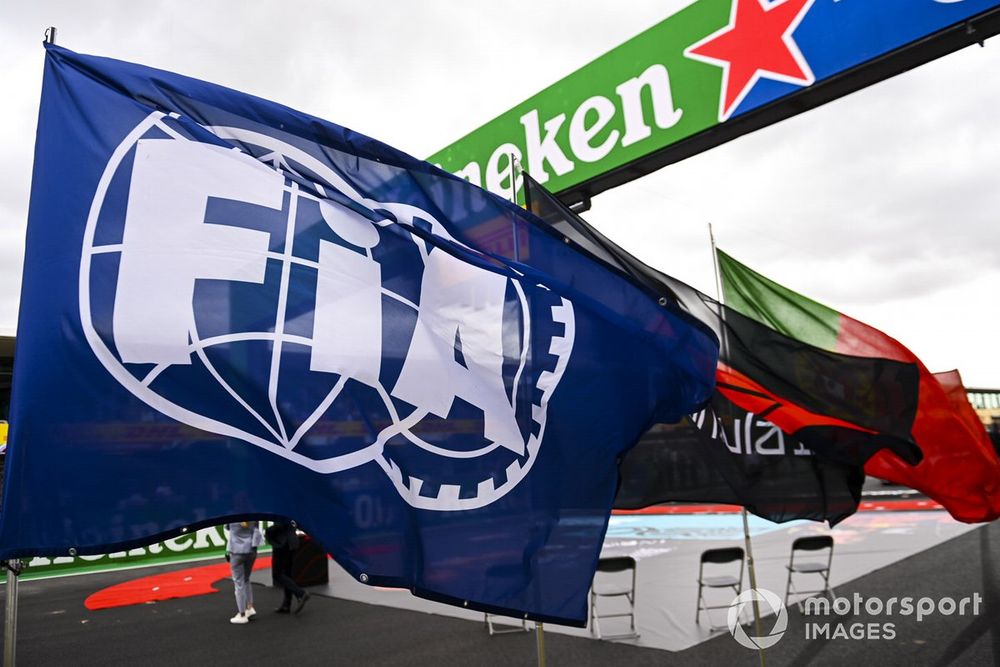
[513,157,545,667]
[708,224,766,667]
[511,155,522,264]
[5,28,58,667]
[535,621,546,667]
[3,560,21,667]
[509,153,519,206]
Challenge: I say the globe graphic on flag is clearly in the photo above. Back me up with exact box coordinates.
[79,112,575,511]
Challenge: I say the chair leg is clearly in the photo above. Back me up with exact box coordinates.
[792,579,806,613]
[789,579,798,612]
[589,590,595,636]
[486,613,528,636]
[628,592,636,635]
[696,583,703,625]
[783,568,793,609]
[733,580,743,625]
[823,571,835,600]
[729,584,742,626]
[591,590,601,639]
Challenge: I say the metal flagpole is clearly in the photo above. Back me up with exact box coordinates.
[511,155,522,263]
[740,510,766,667]
[510,156,545,667]
[708,224,766,667]
[509,153,519,207]
[5,28,58,667]
[535,621,546,667]
[3,560,22,667]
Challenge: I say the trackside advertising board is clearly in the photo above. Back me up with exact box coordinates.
[429,0,1000,205]
[18,524,275,581]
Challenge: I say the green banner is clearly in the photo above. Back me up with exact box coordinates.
[429,0,721,202]
[19,524,271,581]
[429,0,1000,202]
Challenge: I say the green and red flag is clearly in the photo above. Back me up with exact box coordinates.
[718,250,1000,522]
[935,370,993,454]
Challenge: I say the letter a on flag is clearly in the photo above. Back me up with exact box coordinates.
[0,45,719,625]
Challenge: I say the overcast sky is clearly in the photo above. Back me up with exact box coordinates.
[2,1,999,387]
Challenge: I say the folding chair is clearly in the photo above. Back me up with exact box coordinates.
[483,613,529,636]
[784,535,835,611]
[695,547,744,629]
[482,561,531,636]
[589,556,638,640]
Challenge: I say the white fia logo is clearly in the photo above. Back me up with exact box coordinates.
[80,112,575,511]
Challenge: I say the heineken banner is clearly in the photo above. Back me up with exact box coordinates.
[21,525,266,581]
[430,0,1000,204]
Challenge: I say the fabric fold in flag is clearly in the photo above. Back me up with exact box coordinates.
[0,44,721,626]
[718,250,1000,522]
[520,172,912,526]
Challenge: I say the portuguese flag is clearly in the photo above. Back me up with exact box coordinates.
[719,249,1000,523]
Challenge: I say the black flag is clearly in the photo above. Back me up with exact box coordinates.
[521,172,921,525]
[615,391,864,525]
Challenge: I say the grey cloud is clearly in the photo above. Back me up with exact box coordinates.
[1,1,998,383]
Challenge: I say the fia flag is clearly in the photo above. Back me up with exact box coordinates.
[0,45,718,625]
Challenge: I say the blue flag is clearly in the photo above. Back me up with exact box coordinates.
[0,44,718,624]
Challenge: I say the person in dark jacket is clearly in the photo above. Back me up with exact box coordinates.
[265,521,310,614]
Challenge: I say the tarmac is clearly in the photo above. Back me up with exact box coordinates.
[0,517,997,666]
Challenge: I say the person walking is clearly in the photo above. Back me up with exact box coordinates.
[265,520,311,614]
[226,520,263,625]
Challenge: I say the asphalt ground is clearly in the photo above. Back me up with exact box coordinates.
[0,519,997,666]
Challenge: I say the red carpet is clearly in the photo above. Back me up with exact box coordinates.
[85,556,273,610]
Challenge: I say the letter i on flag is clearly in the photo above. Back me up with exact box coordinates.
[0,44,720,625]
[718,250,1000,522]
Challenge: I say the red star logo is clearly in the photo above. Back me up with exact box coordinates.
[685,0,816,121]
